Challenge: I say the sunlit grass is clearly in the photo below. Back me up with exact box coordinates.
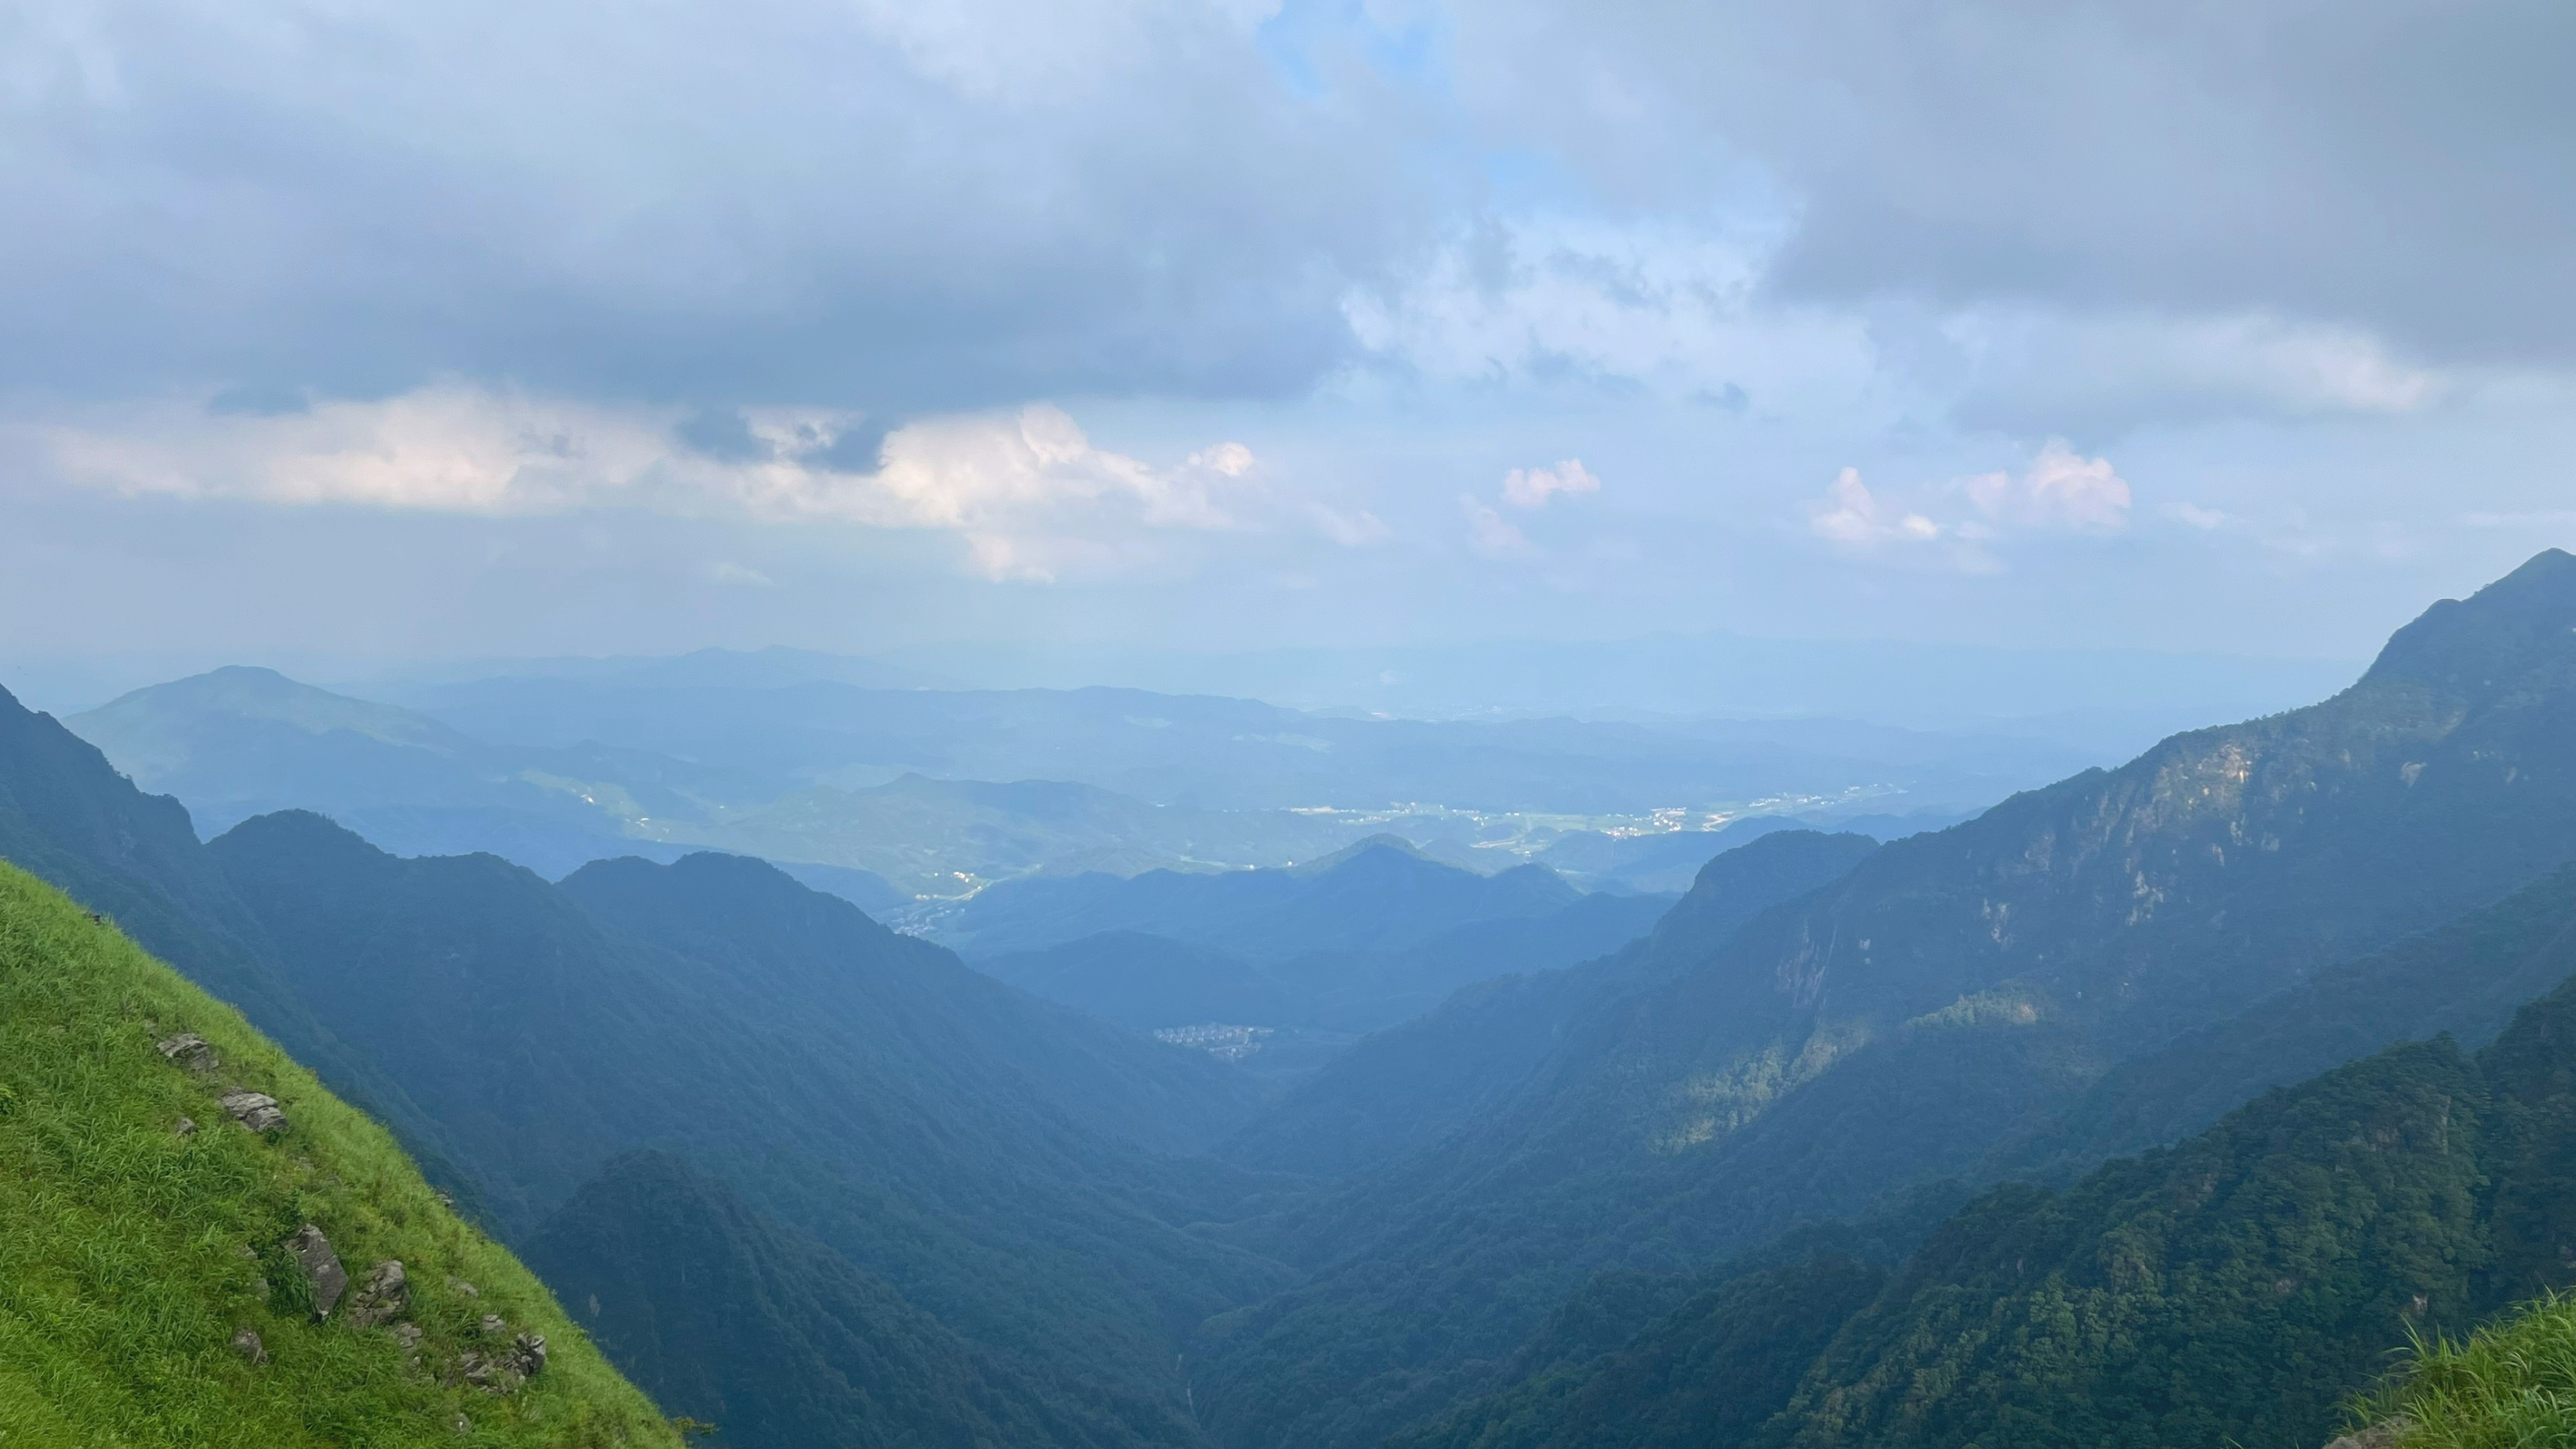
[2361,1291,2576,1449]
[0,861,682,1447]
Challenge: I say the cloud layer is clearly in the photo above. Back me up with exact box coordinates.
[33,387,1304,581]
[1,0,1434,408]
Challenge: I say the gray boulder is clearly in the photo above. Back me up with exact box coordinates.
[348,1260,409,1328]
[287,1225,347,1320]
[230,1328,266,1365]
[155,1032,216,1071]
[219,1089,287,1134]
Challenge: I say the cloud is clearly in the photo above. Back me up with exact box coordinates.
[1462,496,1537,558]
[0,0,1436,408]
[1809,468,1939,550]
[30,384,1320,582]
[1501,458,1601,509]
[1963,441,2131,533]
[1446,1,2576,368]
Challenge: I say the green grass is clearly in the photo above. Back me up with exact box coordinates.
[2367,1291,2576,1449]
[0,861,683,1448]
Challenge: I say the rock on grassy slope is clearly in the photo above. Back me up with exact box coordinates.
[0,861,680,1448]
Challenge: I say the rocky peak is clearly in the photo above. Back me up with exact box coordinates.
[2357,548,2576,706]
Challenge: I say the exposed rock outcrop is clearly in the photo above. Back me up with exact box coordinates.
[155,1032,216,1071]
[230,1328,266,1365]
[347,1260,409,1328]
[455,1316,547,1393]
[287,1225,347,1320]
[219,1089,286,1134]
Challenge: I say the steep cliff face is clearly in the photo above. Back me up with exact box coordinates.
[0,860,679,1446]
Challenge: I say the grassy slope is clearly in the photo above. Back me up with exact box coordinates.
[0,862,681,1448]
[2377,1291,2576,1448]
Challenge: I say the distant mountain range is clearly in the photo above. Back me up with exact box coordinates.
[13,554,2576,1449]
[1185,548,2576,1448]
[63,661,2083,892]
[955,837,1679,1042]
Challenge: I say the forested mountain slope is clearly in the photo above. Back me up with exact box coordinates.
[204,813,1287,1447]
[525,1151,1102,1449]
[7,678,1301,1448]
[1223,829,1880,1178]
[1406,930,2576,1449]
[0,683,477,1200]
[978,888,1674,1039]
[1191,549,2576,1448]
[0,861,678,1446]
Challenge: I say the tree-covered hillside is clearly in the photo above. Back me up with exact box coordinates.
[203,814,1291,1447]
[525,1151,1111,1449]
[1192,550,2576,1449]
[0,861,679,1446]
[1399,914,2576,1449]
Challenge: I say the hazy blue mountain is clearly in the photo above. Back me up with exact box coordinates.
[1188,550,2576,1449]
[775,859,915,914]
[1536,810,1972,894]
[1532,817,1810,893]
[939,837,1582,961]
[392,672,2082,817]
[975,889,1675,1049]
[978,932,1303,1033]
[1262,890,1680,1034]
[374,644,964,693]
[682,771,1369,894]
[872,635,2353,761]
[1222,830,1880,1179]
[67,664,751,875]
[62,665,1384,891]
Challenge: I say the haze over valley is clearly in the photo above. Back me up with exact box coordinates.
[5,4,2575,1448]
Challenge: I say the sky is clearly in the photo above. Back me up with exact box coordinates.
[5,0,2575,688]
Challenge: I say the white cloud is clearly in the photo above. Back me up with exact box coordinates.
[29,384,1331,582]
[1809,468,1939,551]
[1963,440,2131,533]
[1462,496,1537,558]
[1501,458,1601,509]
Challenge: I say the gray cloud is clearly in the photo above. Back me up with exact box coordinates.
[1,0,1445,409]
[1452,0,2576,367]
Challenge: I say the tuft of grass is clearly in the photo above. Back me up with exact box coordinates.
[0,861,684,1447]
[2363,1291,2576,1449]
